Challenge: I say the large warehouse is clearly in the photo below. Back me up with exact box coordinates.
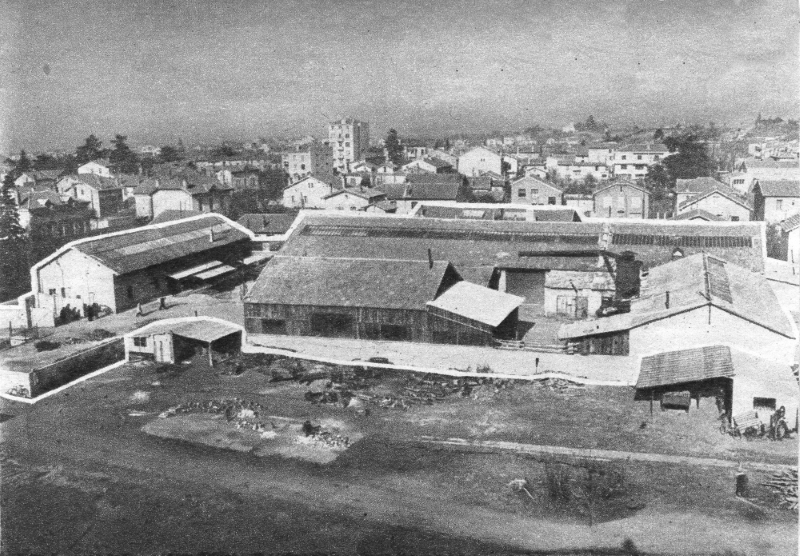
[272,213,766,319]
[244,256,524,345]
[31,214,253,317]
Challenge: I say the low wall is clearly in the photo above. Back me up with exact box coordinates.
[29,338,125,397]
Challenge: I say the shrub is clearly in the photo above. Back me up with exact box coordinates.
[89,328,116,341]
[34,340,61,352]
[476,364,493,374]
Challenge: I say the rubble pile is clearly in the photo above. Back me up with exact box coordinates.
[301,420,351,449]
[762,469,798,511]
[161,398,269,432]
[533,377,585,392]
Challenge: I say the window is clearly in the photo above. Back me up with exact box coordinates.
[133,337,148,347]
[260,319,287,335]
[310,313,354,337]
[635,165,646,170]
[548,196,557,205]
[637,155,642,160]
[620,164,628,170]
[300,164,306,170]
[654,155,660,161]
[731,216,740,221]
[621,155,627,160]
[518,188,526,198]
[61,287,66,298]
[48,288,56,296]
[733,179,744,185]
[753,397,776,411]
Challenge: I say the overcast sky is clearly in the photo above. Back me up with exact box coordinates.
[1,0,797,153]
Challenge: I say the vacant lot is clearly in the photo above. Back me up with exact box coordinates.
[1,351,796,555]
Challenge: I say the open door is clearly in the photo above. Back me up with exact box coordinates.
[152,333,174,364]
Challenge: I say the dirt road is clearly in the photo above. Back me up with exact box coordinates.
[2,403,796,555]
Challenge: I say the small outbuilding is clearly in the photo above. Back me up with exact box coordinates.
[125,317,244,366]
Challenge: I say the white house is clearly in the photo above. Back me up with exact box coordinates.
[612,144,669,180]
[509,176,563,205]
[282,176,336,209]
[322,187,387,211]
[457,147,517,177]
[675,178,752,221]
[77,159,113,178]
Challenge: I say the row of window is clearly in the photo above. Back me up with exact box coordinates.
[619,154,661,161]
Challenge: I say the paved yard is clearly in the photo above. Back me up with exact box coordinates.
[247,333,640,385]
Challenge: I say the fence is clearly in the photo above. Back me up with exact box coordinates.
[29,338,125,397]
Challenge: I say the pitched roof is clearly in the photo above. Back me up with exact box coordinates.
[744,159,799,169]
[245,256,453,311]
[427,281,523,328]
[323,187,386,201]
[68,214,250,275]
[671,209,724,222]
[616,143,669,153]
[594,181,648,196]
[421,157,452,169]
[150,210,204,224]
[380,182,461,201]
[405,173,463,185]
[511,176,563,193]
[675,177,728,194]
[755,180,800,197]
[677,188,752,211]
[69,173,124,191]
[466,175,494,191]
[779,212,800,232]
[19,190,62,209]
[559,253,794,340]
[637,346,734,389]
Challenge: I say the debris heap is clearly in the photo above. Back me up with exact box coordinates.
[762,469,798,510]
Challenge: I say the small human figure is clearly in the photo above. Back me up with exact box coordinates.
[136,302,144,317]
[159,297,167,310]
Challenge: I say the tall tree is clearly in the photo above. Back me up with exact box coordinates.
[384,129,403,166]
[16,150,31,173]
[0,174,29,301]
[159,145,182,163]
[109,134,139,174]
[76,134,104,164]
[662,134,715,181]
[653,128,664,140]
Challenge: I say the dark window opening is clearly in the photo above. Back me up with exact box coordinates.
[261,319,287,335]
[364,323,411,341]
[133,337,147,347]
[753,397,776,411]
[310,313,354,337]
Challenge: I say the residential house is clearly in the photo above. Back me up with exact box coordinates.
[282,175,337,209]
[779,213,800,265]
[57,174,125,222]
[612,144,669,180]
[587,144,617,165]
[466,175,505,202]
[457,147,518,177]
[16,191,93,240]
[401,157,454,174]
[139,145,161,157]
[551,161,610,182]
[231,168,260,190]
[244,256,523,346]
[750,180,800,222]
[149,174,234,218]
[379,174,469,214]
[510,176,563,205]
[558,253,796,363]
[322,187,387,211]
[281,143,334,184]
[30,214,253,317]
[328,118,370,172]
[674,178,752,221]
[77,159,113,178]
[593,181,650,218]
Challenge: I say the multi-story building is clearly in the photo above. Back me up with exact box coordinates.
[611,143,669,180]
[328,118,370,172]
[281,142,334,183]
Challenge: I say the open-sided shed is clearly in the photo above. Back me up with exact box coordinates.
[125,317,244,366]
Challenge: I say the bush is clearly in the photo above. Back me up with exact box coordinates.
[7,385,30,398]
[34,340,61,352]
[88,328,116,341]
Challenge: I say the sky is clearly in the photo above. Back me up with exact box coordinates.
[1,0,798,153]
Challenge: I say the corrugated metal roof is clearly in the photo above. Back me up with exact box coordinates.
[71,214,249,274]
[637,345,734,389]
[560,253,794,340]
[245,256,453,311]
[427,282,523,328]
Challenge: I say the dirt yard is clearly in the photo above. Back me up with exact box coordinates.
[1,350,797,555]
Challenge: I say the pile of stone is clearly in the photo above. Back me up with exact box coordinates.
[163,398,269,431]
[762,468,798,511]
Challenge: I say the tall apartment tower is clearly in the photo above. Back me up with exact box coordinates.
[327,118,370,172]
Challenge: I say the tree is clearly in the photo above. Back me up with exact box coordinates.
[16,150,31,173]
[109,134,139,174]
[385,129,403,166]
[653,128,664,140]
[0,174,29,301]
[159,145,182,163]
[662,134,715,181]
[76,134,104,164]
